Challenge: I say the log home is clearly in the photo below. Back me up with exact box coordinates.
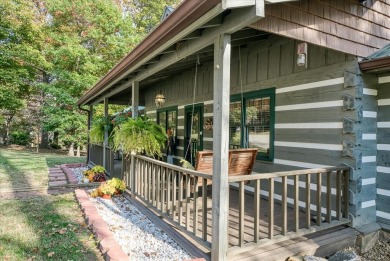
[77,0,390,260]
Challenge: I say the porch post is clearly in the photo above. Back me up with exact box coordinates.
[87,105,93,164]
[211,33,231,261]
[132,81,139,117]
[103,97,108,169]
[130,81,139,197]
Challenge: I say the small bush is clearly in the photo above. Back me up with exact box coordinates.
[10,131,31,146]
[49,143,61,149]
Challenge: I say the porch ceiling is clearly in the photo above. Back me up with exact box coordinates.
[77,0,292,106]
[92,28,270,105]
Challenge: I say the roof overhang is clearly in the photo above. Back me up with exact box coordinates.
[77,0,298,106]
[359,56,390,73]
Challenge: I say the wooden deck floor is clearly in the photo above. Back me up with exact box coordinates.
[131,187,354,261]
[177,188,318,248]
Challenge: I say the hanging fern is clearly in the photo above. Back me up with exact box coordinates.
[89,116,113,145]
[112,116,167,157]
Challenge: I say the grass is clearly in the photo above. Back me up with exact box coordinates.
[0,148,86,189]
[0,148,102,260]
[0,193,103,261]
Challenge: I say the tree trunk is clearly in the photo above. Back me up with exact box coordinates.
[76,145,80,157]
[53,131,59,145]
[36,127,40,153]
[40,130,49,149]
[68,143,75,156]
[4,115,14,145]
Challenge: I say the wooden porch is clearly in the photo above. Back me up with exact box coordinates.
[121,155,353,260]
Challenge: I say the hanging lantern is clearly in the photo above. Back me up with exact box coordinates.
[155,92,165,108]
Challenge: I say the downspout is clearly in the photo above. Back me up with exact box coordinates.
[78,105,91,164]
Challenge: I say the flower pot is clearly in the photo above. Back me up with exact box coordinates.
[101,194,112,199]
[114,189,122,195]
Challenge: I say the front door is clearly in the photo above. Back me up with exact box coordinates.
[185,104,203,166]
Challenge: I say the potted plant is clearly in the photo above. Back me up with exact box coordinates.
[112,116,166,157]
[90,116,113,145]
[83,169,95,182]
[91,165,106,182]
[98,182,116,199]
[107,178,126,195]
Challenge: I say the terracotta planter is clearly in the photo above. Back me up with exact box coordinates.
[114,189,123,195]
[101,194,112,199]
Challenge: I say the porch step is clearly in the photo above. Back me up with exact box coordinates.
[228,226,359,261]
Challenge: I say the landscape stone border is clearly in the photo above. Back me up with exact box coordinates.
[74,188,206,261]
[60,163,86,184]
[74,189,129,261]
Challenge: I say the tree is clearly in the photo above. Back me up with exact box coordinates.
[0,0,183,153]
[122,0,182,35]
[0,0,48,145]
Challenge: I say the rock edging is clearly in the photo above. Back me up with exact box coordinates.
[60,163,86,184]
[74,189,129,261]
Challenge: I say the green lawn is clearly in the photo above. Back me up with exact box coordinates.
[0,148,86,189]
[0,193,103,261]
[0,148,102,260]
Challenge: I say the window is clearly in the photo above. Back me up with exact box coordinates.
[230,88,275,161]
[157,106,178,137]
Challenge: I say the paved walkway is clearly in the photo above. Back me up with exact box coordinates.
[48,167,68,186]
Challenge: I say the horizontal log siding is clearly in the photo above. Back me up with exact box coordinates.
[144,37,361,171]
[140,35,380,227]
[377,76,390,225]
[249,0,390,57]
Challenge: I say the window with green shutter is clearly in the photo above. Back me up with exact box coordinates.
[230,88,275,161]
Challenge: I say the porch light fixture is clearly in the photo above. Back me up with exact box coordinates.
[155,92,165,108]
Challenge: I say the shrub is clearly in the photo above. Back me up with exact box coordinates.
[10,131,31,146]
[49,143,61,149]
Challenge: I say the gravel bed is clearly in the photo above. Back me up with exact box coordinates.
[89,194,192,261]
[359,241,390,261]
[73,167,192,259]
[72,167,89,183]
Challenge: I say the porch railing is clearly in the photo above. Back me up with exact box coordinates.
[89,144,114,176]
[104,146,114,176]
[122,157,350,255]
[89,144,103,166]
[227,166,350,254]
[123,155,214,249]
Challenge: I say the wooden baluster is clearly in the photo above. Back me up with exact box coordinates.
[336,170,341,220]
[282,176,287,236]
[157,165,161,210]
[202,179,208,241]
[306,174,311,229]
[316,172,322,226]
[268,178,274,239]
[142,160,146,198]
[138,160,141,197]
[343,170,350,219]
[326,171,332,223]
[152,163,156,207]
[186,174,191,230]
[172,171,177,220]
[254,179,260,243]
[161,167,166,212]
[239,181,245,247]
[178,172,183,225]
[146,162,152,202]
[139,160,143,198]
[138,159,142,196]
[294,175,299,232]
[167,169,171,216]
[193,176,199,236]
